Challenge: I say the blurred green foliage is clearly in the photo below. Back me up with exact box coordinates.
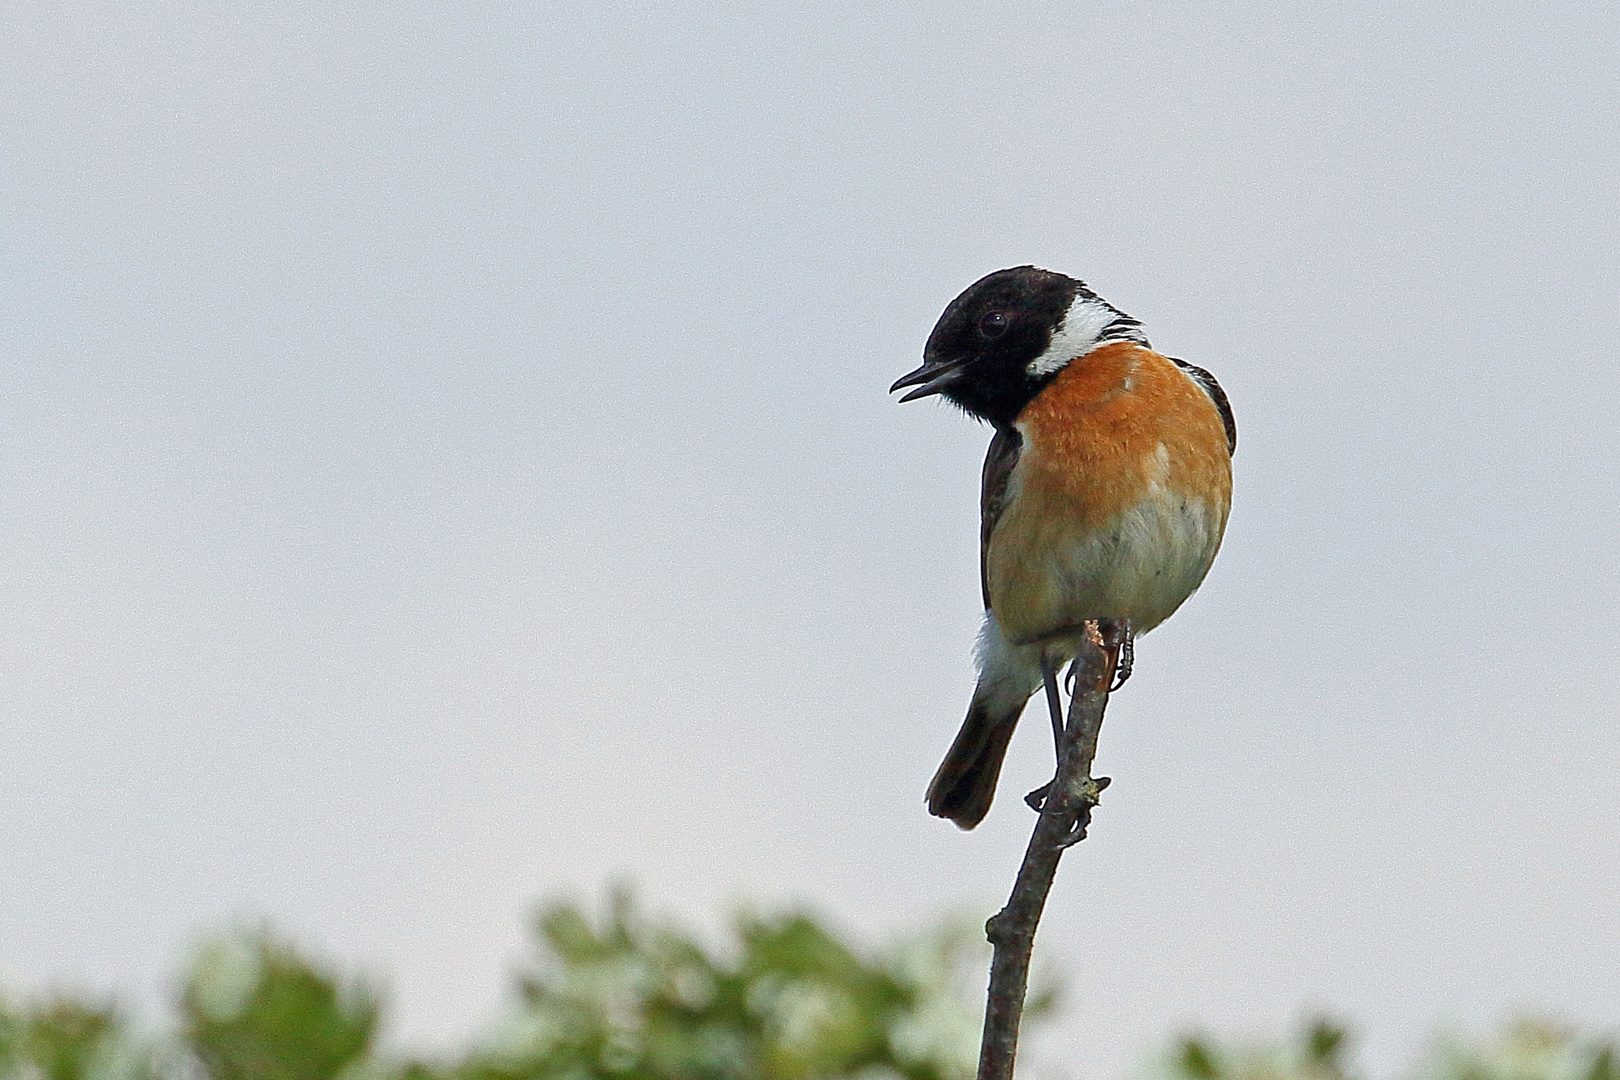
[181,932,378,1080]
[0,892,996,1080]
[1167,1017,1353,1080]
[2,897,1614,1080]
[452,888,994,1080]
[0,993,158,1080]
[1158,1016,1617,1080]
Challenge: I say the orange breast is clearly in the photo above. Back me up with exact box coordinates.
[985,343,1233,643]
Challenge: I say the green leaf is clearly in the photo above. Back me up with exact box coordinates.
[1178,1037,1221,1080]
[180,930,379,1080]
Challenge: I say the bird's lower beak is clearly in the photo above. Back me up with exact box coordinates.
[890,355,971,402]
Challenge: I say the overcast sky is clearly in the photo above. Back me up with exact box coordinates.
[3,1,1617,1076]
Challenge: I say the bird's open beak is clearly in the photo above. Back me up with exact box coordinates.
[889,355,971,402]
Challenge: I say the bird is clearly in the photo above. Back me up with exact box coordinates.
[891,266,1235,829]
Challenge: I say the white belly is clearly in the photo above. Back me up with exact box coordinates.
[972,489,1224,714]
[1045,486,1224,635]
[987,481,1227,646]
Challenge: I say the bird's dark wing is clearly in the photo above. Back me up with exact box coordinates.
[980,425,1023,609]
[1170,358,1237,455]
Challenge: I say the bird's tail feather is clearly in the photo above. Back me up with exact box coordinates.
[925,700,1022,829]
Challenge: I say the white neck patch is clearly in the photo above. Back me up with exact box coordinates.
[1025,296,1146,377]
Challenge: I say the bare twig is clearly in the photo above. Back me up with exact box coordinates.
[976,622,1114,1080]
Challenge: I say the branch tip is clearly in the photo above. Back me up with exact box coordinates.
[975,622,1115,1080]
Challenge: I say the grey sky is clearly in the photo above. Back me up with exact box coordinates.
[3,1,1617,1076]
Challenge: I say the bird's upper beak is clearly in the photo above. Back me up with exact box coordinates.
[889,353,972,402]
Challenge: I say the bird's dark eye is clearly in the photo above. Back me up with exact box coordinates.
[978,311,1010,340]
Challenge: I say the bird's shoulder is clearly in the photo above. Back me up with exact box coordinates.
[1016,343,1233,459]
[983,344,1231,533]
[1166,357,1236,454]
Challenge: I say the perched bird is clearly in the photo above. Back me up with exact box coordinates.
[892,266,1235,829]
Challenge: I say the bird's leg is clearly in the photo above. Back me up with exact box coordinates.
[1044,620,1114,846]
[1023,656,1066,812]
[1042,655,1064,763]
[1103,619,1135,691]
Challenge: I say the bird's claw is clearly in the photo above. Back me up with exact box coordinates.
[1061,620,1134,693]
[1105,620,1135,691]
[1052,813,1092,849]
[1026,775,1110,850]
[1024,781,1052,812]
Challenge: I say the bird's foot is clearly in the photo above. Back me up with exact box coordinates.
[1026,775,1111,848]
[1104,620,1135,691]
[1062,621,1133,694]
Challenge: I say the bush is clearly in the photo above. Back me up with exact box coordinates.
[2,900,1613,1080]
[3,894,1000,1080]
[1161,1016,1617,1080]
[449,889,994,1080]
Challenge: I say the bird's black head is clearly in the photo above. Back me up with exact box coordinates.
[890,266,1145,428]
